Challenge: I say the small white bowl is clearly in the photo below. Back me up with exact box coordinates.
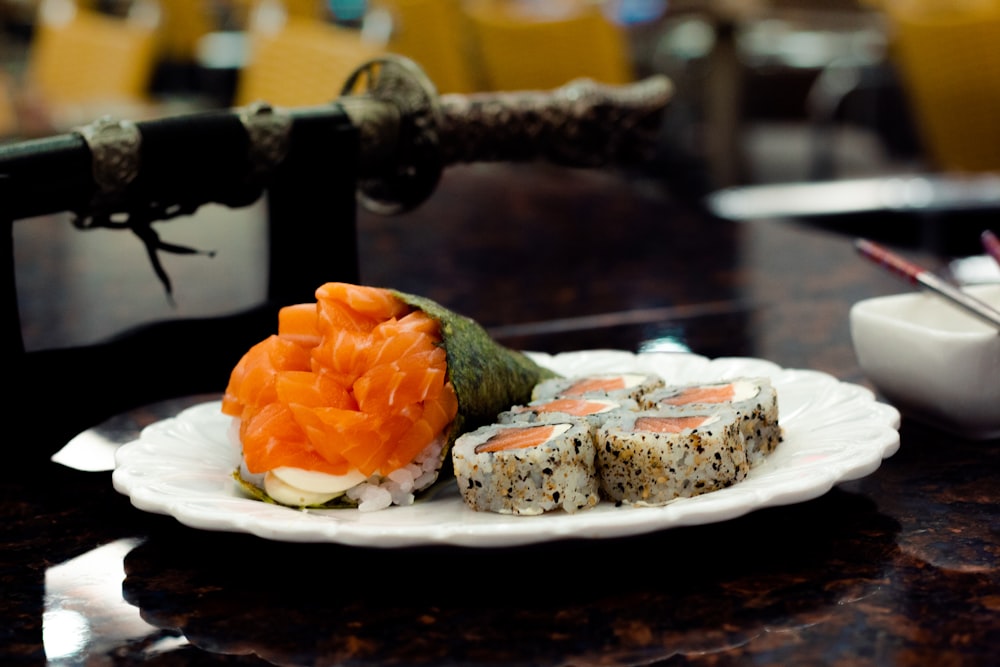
[850,283,1000,440]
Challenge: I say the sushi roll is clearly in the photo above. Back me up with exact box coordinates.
[452,420,600,515]
[221,282,558,511]
[641,377,781,466]
[596,407,749,506]
[531,373,665,403]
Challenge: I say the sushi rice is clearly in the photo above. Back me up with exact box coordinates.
[452,420,600,515]
[595,406,750,506]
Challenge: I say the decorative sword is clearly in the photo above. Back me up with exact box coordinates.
[0,55,673,221]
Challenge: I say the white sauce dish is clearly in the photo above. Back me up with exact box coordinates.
[850,283,1000,440]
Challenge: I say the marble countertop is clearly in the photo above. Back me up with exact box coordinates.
[5,163,997,666]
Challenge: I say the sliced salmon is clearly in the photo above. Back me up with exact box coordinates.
[474,425,558,453]
[634,415,711,434]
[529,398,614,417]
[222,283,458,479]
[221,335,312,416]
[561,377,627,396]
[661,384,736,405]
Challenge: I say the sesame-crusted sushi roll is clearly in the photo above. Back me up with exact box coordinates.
[596,407,749,506]
[531,373,665,403]
[641,377,780,466]
[452,421,600,515]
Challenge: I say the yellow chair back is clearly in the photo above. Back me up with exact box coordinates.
[462,0,633,91]
[0,74,17,137]
[371,0,478,93]
[156,0,217,62]
[27,0,160,106]
[236,7,384,107]
[884,0,1000,171]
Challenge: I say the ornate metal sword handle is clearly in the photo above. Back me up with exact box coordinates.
[338,55,673,214]
[437,75,673,168]
[339,56,443,216]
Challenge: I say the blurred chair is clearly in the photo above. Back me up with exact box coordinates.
[235,0,384,107]
[462,0,634,91]
[282,0,327,17]
[156,0,218,64]
[25,0,161,121]
[369,0,479,93]
[881,0,1000,171]
[0,73,17,137]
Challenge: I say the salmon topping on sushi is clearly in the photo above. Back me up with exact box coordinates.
[634,415,714,434]
[660,384,735,405]
[520,398,617,417]
[561,377,630,396]
[223,283,459,479]
[474,424,563,453]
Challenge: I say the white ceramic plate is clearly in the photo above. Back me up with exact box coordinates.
[112,351,901,548]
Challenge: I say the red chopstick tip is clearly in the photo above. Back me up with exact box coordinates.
[981,230,1000,266]
[853,237,923,283]
[854,238,880,259]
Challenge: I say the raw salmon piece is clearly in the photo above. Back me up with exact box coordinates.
[278,303,321,347]
[375,310,439,338]
[385,386,458,469]
[241,402,349,475]
[275,371,357,411]
[316,282,408,333]
[634,415,711,433]
[530,398,615,416]
[222,335,312,416]
[367,328,439,367]
[561,377,627,396]
[293,406,386,476]
[353,350,448,414]
[287,405,374,470]
[310,329,371,385]
[475,424,558,453]
[661,384,735,405]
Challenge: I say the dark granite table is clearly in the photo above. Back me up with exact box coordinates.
[4,163,998,665]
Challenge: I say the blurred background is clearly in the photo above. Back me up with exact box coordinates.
[5,0,1000,185]
[5,0,1000,350]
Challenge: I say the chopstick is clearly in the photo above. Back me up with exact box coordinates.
[854,238,1000,330]
[982,230,1000,268]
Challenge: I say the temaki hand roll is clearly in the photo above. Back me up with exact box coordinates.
[221,282,558,511]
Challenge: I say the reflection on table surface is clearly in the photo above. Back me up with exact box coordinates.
[7,163,999,665]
